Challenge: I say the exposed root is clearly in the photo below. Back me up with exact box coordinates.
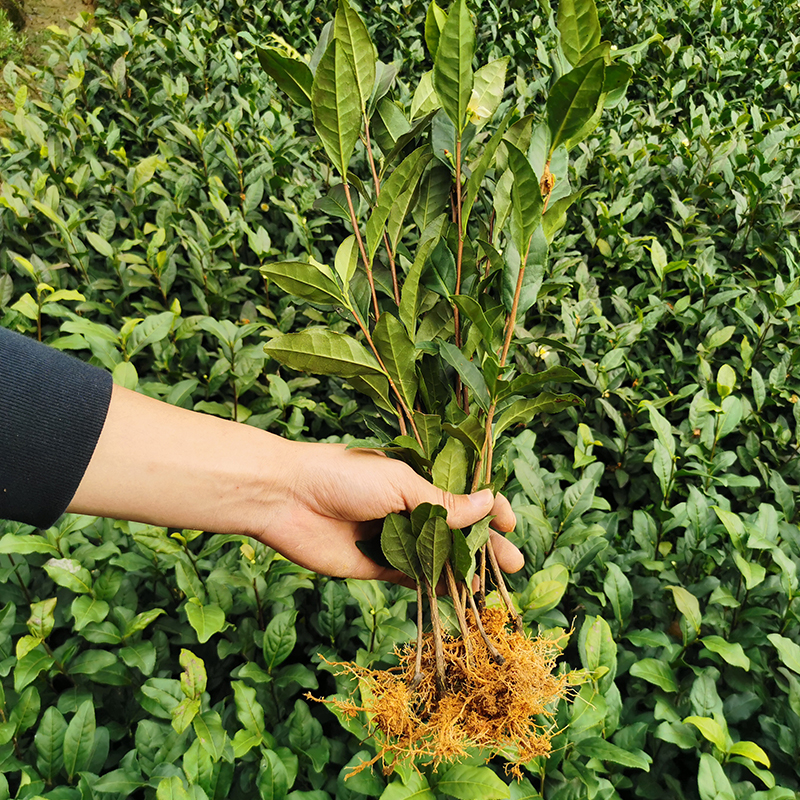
[312,608,571,777]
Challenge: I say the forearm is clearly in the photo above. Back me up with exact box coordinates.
[67,385,294,536]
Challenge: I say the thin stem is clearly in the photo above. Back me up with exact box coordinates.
[486,538,523,633]
[363,118,401,306]
[412,582,424,686]
[467,591,505,664]
[424,577,447,695]
[478,547,487,610]
[445,563,472,662]
[348,304,424,449]
[342,180,380,322]
[454,135,464,349]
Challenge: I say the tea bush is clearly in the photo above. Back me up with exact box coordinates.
[1,0,800,798]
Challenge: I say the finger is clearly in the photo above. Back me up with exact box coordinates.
[489,530,524,573]
[489,492,516,532]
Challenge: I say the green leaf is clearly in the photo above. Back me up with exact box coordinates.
[697,753,734,800]
[14,649,54,692]
[63,700,96,779]
[232,681,265,740]
[27,597,57,639]
[416,516,451,588]
[381,514,421,580]
[576,737,651,771]
[35,707,67,782]
[432,436,468,494]
[424,1,447,58]
[124,607,166,637]
[630,658,678,692]
[179,648,207,697]
[133,155,159,192]
[506,142,543,258]
[94,769,146,797]
[522,564,569,615]
[438,341,490,412]
[85,230,115,258]
[265,329,384,378]
[451,528,472,582]
[410,70,441,120]
[666,585,702,635]
[712,507,745,552]
[547,58,605,155]
[604,563,632,626]
[684,716,729,751]
[0,533,59,556]
[435,765,509,800]
[68,650,117,676]
[366,145,431,263]
[768,633,800,674]
[259,260,344,306]
[462,116,509,232]
[312,39,361,175]
[334,234,359,286]
[727,740,771,767]
[43,558,93,594]
[156,776,191,800]
[432,0,474,132]
[505,366,580,396]
[10,685,40,735]
[557,0,601,66]
[467,57,508,128]
[494,393,582,439]
[263,610,298,671]
[119,641,157,675]
[399,215,447,334]
[193,711,228,762]
[373,312,418,408]
[334,0,375,111]
[257,749,289,800]
[185,601,226,644]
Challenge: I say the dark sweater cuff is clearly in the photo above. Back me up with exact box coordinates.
[0,327,113,528]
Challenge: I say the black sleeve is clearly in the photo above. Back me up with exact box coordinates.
[0,327,113,528]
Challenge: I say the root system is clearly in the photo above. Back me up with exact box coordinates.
[314,608,570,776]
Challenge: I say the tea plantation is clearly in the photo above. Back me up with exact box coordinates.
[1,0,800,798]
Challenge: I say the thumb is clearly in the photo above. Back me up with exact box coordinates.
[444,487,496,528]
[402,473,495,528]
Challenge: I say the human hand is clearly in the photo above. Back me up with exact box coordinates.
[69,387,523,583]
[251,441,524,582]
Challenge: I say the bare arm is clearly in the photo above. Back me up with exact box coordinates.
[68,385,524,580]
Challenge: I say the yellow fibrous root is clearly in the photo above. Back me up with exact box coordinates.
[313,608,570,776]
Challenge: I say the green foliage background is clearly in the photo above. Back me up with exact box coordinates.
[1,0,800,798]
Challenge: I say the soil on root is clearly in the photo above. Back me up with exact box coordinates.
[314,607,571,777]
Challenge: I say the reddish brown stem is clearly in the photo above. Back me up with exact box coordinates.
[445,563,472,662]
[487,538,523,633]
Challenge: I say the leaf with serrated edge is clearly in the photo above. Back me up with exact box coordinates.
[506,142,543,259]
[467,57,508,129]
[547,58,605,155]
[438,341,490,412]
[381,514,421,580]
[366,147,429,262]
[334,0,375,111]
[256,47,313,107]
[416,517,451,588]
[63,700,96,779]
[494,393,582,439]
[451,528,472,582]
[373,312,418,408]
[462,114,509,232]
[557,0,601,66]
[432,0,474,132]
[259,260,343,306]
[265,329,384,378]
[312,39,361,175]
[432,437,468,494]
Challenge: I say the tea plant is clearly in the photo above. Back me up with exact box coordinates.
[255,0,634,770]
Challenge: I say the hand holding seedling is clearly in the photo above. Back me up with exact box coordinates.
[68,385,522,580]
[256,440,522,580]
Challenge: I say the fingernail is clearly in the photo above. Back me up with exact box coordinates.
[470,488,493,506]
